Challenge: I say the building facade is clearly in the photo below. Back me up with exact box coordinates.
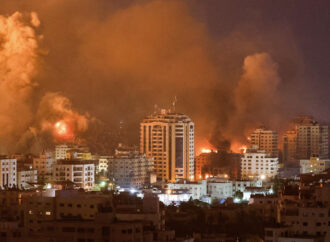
[52,160,95,190]
[17,169,37,189]
[250,127,278,157]
[296,122,329,160]
[167,180,207,200]
[241,149,278,180]
[283,130,298,164]
[32,152,55,179]
[140,109,194,182]
[195,151,214,180]
[108,145,154,188]
[300,155,330,174]
[207,181,233,200]
[0,158,17,188]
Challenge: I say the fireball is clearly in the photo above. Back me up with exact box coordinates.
[54,120,73,139]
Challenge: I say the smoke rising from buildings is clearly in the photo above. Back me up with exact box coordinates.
[0,12,90,153]
[0,12,40,153]
[0,0,324,154]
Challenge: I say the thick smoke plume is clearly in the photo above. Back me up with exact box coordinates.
[0,0,314,154]
[0,12,40,153]
[37,93,89,137]
[0,12,90,153]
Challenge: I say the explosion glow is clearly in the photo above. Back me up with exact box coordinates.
[201,148,212,153]
[240,146,247,153]
[54,121,73,139]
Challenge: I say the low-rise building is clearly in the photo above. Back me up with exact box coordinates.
[207,180,232,200]
[231,180,262,193]
[52,160,95,190]
[167,180,207,200]
[157,189,192,206]
[241,148,278,180]
[300,155,330,174]
[17,168,37,189]
[0,158,17,188]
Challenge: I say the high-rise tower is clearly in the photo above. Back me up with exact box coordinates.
[140,109,194,182]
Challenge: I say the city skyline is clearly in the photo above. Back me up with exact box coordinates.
[0,2,329,241]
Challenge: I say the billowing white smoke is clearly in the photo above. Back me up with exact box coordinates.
[0,12,41,153]
[229,52,281,142]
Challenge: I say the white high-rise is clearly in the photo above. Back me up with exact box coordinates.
[140,109,194,182]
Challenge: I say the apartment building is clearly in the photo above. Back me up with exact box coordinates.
[52,160,95,190]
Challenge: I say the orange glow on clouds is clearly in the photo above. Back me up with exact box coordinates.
[231,142,248,154]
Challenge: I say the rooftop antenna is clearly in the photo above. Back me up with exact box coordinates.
[171,96,177,113]
[153,104,158,114]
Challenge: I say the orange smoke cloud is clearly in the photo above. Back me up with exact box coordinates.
[37,92,89,142]
[227,52,282,144]
[0,12,41,153]
[0,1,305,154]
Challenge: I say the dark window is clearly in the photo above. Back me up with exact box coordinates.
[62,227,75,232]
[102,226,110,236]
[266,231,273,236]
[175,138,183,168]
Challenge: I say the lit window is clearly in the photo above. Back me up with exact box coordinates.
[45,211,51,215]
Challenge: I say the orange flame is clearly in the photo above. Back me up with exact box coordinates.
[201,148,212,153]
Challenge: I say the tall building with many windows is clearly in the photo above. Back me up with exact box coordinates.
[282,116,329,162]
[296,122,328,160]
[140,109,194,182]
[249,127,278,157]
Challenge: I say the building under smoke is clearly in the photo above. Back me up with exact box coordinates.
[249,127,278,158]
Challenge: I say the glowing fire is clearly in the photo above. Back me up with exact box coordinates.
[201,148,212,153]
[231,142,248,154]
[240,146,247,153]
[54,120,72,139]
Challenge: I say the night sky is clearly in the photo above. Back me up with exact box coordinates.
[0,0,329,153]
